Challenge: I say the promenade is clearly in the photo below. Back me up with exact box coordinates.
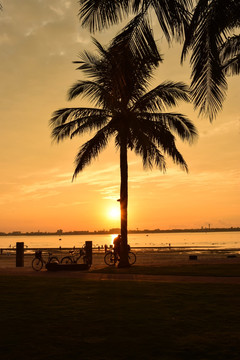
[1,249,240,283]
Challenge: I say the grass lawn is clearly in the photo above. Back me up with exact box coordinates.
[92,263,240,277]
[0,275,240,360]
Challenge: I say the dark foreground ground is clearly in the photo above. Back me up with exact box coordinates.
[0,275,240,360]
[0,250,240,359]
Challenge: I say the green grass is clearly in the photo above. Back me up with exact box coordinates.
[0,276,240,359]
[91,263,240,277]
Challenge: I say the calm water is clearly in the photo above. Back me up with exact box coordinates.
[1,231,240,249]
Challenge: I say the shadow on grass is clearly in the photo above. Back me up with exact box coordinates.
[91,264,240,277]
[0,276,240,360]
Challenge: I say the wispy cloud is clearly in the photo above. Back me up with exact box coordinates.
[98,185,119,200]
[48,201,87,209]
[19,163,240,203]
[15,165,119,202]
[200,119,240,138]
[128,167,240,191]
[20,178,72,194]
[19,168,60,179]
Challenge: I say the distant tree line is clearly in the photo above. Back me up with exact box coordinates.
[1,227,240,236]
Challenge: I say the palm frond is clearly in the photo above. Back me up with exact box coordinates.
[70,114,110,139]
[68,81,99,100]
[181,0,209,61]
[220,35,240,76]
[73,37,108,74]
[73,53,100,75]
[150,0,193,43]
[147,112,198,144]
[130,129,166,171]
[130,116,188,172]
[72,124,115,179]
[50,108,108,142]
[190,33,227,121]
[50,108,78,126]
[188,2,228,120]
[165,143,189,172]
[145,122,189,172]
[68,80,114,108]
[79,0,131,32]
[222,55,240,76]
[182,0,239,119]
[110,12,161,64]
[133,81,190,112]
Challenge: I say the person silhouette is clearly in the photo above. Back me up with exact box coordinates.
[113,235,121,258]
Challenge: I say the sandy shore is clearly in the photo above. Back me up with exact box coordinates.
[1,248,240,268]
[1,249,240,283]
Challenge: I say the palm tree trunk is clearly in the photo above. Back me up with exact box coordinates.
[118,138,130,267]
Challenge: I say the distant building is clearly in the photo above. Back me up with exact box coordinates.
[109,228,120,234]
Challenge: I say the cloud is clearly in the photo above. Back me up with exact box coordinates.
[48,200,87,208]
[127,166,240,192]
[98,185,119,200]
[18,161,239,201]
[20,178,72,194]
[19,168,60,179]
[200,119,240,138]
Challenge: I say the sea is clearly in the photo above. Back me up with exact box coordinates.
[0,231,240,250]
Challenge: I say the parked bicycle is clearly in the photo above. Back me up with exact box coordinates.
[60,246,87,264]
[32,250,59,271]
[104,248,136,266]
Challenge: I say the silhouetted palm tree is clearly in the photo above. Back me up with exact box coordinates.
[182,0,240,120]
[50,37,197,267]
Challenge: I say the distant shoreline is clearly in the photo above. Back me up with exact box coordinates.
[1,227,240,236]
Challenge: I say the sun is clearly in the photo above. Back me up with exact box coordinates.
[108,207,120,219]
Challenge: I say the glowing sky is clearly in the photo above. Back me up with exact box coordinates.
[0,0,239,232]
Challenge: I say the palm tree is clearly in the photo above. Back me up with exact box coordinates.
[50,37,197,267]
[181,0,240,120]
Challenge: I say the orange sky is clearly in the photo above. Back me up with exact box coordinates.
[0,1,239,232]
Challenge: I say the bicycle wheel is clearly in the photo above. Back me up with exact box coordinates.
[49,256,59,264]
[128,252,136,265]
[32,258,43,271]
[61,256,73,264]
[104,252,116,266]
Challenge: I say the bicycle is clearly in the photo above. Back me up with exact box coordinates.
[104,248,136,266]
[60,246,87,265]
[32,250,59,271]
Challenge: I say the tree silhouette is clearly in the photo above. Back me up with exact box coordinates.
[50,36,197,267]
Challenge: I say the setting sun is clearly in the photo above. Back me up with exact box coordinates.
[108,207,120,220]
